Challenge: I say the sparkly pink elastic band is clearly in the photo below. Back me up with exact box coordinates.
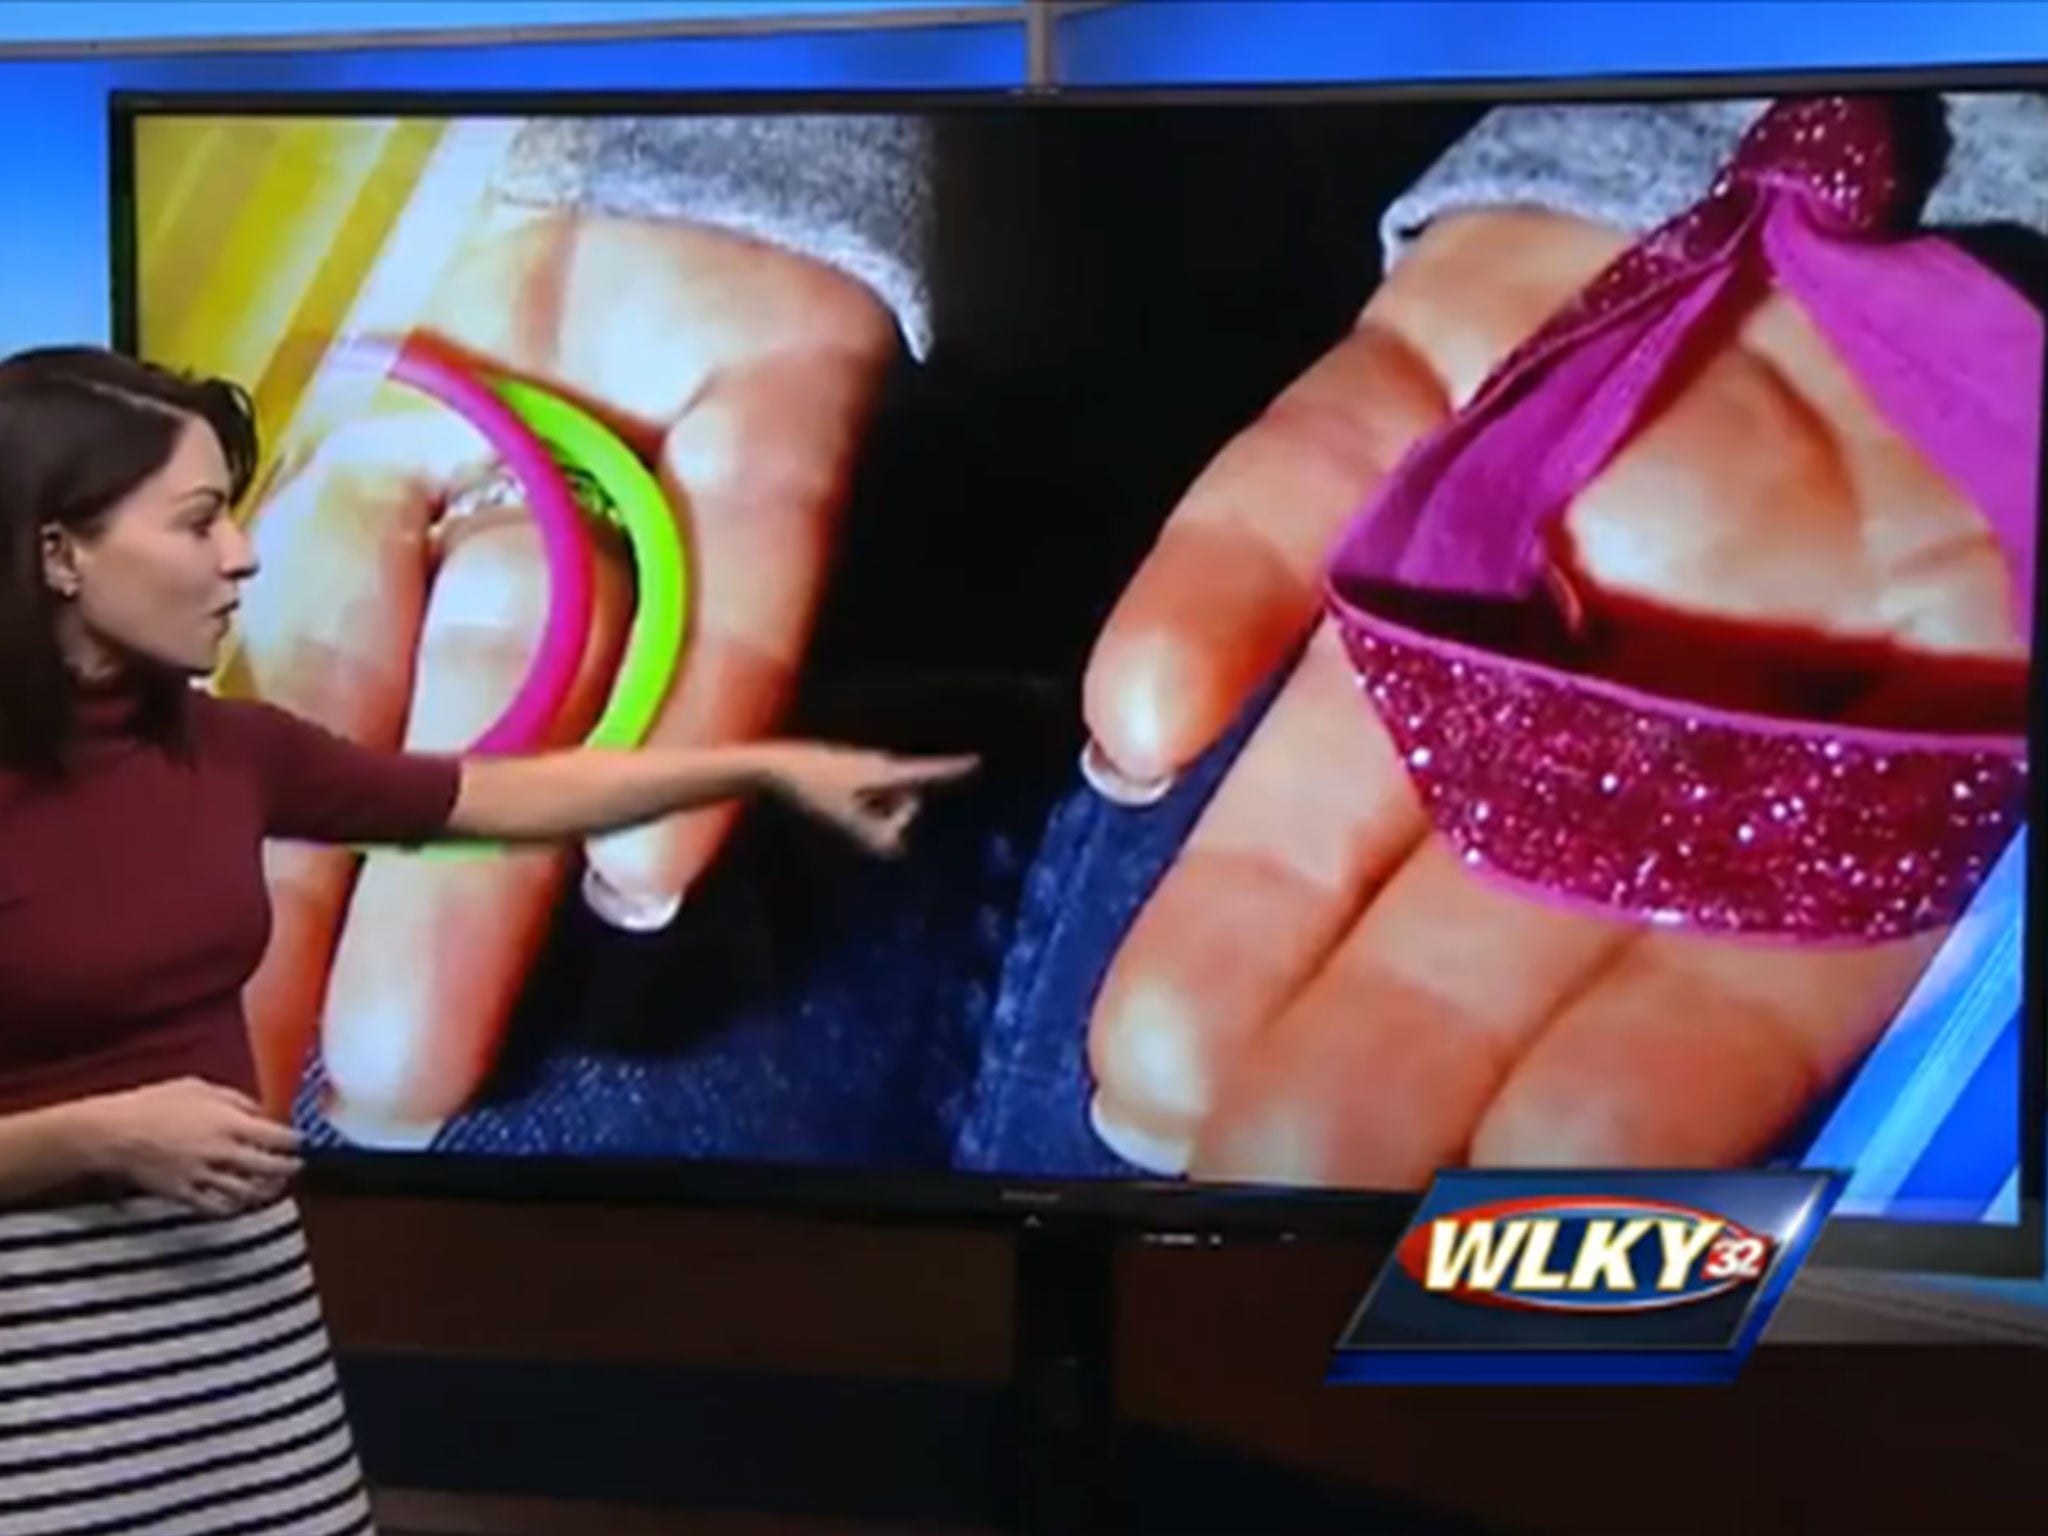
[1327,97,2039,944]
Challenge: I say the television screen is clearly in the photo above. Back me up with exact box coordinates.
[113,79,2045,1267]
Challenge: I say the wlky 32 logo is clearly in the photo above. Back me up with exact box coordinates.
[1406,1196,1773,1312]
[1330,1170,1840,1384]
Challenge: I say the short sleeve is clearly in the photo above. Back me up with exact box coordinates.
[199,696,462,846]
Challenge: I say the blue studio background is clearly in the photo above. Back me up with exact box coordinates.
[0,0,2043,1315]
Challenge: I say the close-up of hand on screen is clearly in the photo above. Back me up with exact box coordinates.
[1080,206,2029,1188]
[234,208,900,1144]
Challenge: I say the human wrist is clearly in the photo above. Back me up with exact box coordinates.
[37,1095,129,1182]
[728,742,802,801]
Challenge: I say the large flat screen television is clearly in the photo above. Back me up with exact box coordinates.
[109,68,2048,1274]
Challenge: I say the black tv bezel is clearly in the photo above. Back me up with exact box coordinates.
[107,62,2048,1277]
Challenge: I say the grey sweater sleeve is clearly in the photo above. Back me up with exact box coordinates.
[487,115,933,358]
[1380,92,2048,270]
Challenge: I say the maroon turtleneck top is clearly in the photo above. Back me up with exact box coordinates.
[0,682,461,1116]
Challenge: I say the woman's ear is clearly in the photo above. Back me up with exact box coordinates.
[40,523,79,598]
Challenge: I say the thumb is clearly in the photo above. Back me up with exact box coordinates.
[1081,318,1450,801]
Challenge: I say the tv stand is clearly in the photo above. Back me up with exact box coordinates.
[1005,1218,1123,1534]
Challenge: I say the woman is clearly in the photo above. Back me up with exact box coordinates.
[0,345,972,1533]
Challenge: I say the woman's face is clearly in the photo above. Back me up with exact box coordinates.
[47,414,257,677]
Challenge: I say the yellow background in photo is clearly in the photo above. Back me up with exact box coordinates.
[134,117,445,489]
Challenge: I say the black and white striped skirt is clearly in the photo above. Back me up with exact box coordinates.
[0,1195,374,1535]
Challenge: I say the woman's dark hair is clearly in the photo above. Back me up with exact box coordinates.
[0,346,259,776]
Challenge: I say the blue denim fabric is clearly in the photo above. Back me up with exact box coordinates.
[295,662,1891,1184]
[950,707,1252,1177]
[298,778,1021,1166]
[296,687,1262,1177]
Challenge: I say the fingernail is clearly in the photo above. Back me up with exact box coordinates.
[1088,1093,1191,1175]
[581,865,686,933]
[1079,739,1176,808]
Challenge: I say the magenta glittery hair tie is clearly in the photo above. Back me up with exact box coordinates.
[1327,96,2039,944]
